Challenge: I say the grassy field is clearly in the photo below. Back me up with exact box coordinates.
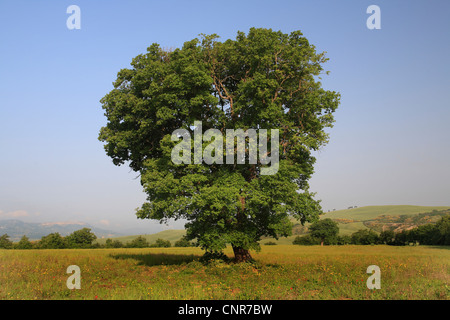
[1,245,449,300]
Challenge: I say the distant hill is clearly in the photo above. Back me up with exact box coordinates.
[0,219,123,241]
[319,205,450,235]
[94,229,187,245]
[80,205,450,246]
[260,205,450,244]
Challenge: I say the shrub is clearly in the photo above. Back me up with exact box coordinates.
[150,238,171,248]
[293,235,321,245]
[127,236,149,248]
[174,237,192,247]
[0,234,13,249]
[66,228,97,248]
[15,235,32,249]
[350,229,380,245]
[38,233,67,249]
[105,238,124,248]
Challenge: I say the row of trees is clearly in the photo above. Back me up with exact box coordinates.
[292,216,450,246]
[2,216,448,249]
[0,228,97,249]
[0,228,196,249]
[105,236,195,248]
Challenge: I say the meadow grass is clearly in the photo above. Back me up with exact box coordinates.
[0,245,448,300]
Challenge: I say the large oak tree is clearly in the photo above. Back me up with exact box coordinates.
[99,28,340,262]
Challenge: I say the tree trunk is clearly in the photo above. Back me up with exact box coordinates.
[232,246,253,263]
[321,240,324,247]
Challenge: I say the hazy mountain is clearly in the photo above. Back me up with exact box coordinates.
[0,219,123,241]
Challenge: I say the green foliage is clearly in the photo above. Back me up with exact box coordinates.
[436,215,450,245]
[393,216,450,245]
[350,229,380,245]
[293,233,352,246]
[98,27,340,260]
[292,235,320,245]
[127,236,149,248]
[39,233,67,249]
[105,238,124,248]
[308,218,339,244]
[174,236,193,247]
[66,228,97,248]
[379,230,395,245]
[0,234,13,249]
[336,235,352,245]
[151,238,172,248]
[15,235,32,249]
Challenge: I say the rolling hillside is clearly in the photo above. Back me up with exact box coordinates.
[321,205,450,221]
[0,219,122,242]
[264,205,450,244]
[94,205,450,246]
[319,205,450,235]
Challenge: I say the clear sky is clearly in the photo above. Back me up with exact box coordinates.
[0,0,449,234]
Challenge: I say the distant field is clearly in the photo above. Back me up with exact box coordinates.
[319,205,450,236]
[95,230,187,245]
[1,245,449,300]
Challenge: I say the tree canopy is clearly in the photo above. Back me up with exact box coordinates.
[308,218,339,246]
[99,27,340,261]
[65,228,97,248]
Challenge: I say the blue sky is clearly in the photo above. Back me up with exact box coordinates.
[0,0,449,234]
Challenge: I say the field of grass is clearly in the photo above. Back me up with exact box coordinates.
[1,245,449,300]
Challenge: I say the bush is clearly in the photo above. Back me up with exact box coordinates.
[0,234,13,249]
[264,241,277,245]
[391,216,450,246]
[15,235,32,249]
[350,229,380,245]
[379,230,395,245]
[150,238,171,248]
[38,233,67,249]
[105,238,124,248]
[309,218,339,245]
[174,237,192,247]
[127,236,149,248]
[66,228,97,248]
[336,235,352,245]
[293,235,321,245]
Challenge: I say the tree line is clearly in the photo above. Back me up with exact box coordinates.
[2,216,448,249]
[293,216,450,246]
[0,228,195,249]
